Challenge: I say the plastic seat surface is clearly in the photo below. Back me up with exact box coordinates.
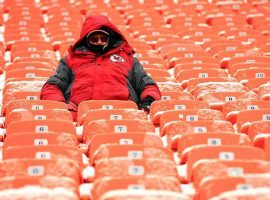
[83,119,155,144]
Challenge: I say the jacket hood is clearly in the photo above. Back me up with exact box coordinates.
[69,15,134,56]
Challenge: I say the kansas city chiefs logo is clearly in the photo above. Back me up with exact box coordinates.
[110,54,125,62]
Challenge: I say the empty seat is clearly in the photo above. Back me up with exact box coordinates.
[0,176,79,200]
[193,160,270,190]
[83,119,155,144]
[159,109,224,133]
[178,133,250,164]
[77,100,138,126]
[222,100,270,124]
[6,120,76,137]
[3,145,83,168]
[83,109,148,127]
[4,99,68,116]
[92,176,181,200]
[92,144,174,166]
[95,158,179,180]
[162,120,235,150]
[197,175,270,200]
[3,133,78,153]
[236,109,270,133]
[150,100,210,126]
[5,109,72,128]
[186,145,266,183]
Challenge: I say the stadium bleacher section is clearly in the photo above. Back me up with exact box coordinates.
[0,0,270,199]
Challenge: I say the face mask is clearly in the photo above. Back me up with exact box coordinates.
[89,44,106,54]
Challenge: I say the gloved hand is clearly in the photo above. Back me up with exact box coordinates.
[141,96,155,114]
[67,101,77,112]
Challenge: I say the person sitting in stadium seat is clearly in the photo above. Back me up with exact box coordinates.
[40,15,161,121]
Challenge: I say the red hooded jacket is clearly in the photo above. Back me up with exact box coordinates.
[40,15,161,118]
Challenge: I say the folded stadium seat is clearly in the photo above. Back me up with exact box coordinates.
[4,99,68,117]
[197,91,260,110]
[206,14,249,27]
[190,81,247,97]
[5,35,45,51]
[141,35,181,50]
[197,176,270,200]
[133,50,161,59]
[174,63,221,78]
[0,158,81,184]
[228,56,270,72]
[215,50,254,69]
[3,132,78,153]
[178,133,250,164]
[3,81,44,97]
[162,120,235,150]
[6,120,76,137]
[98,192,191,200]
[95,157,179,180]
[13,57,59,66]
[133,25,174,39]
[170,17,207,36]
[5,61,55,72]
[150,100,210,126]
[234,68,270,85]
[83,119,155,144]
[92,176,183,200]
[49,34,77,48]
[193,159,270,191]
[45,24,81,39]
[157,82,183,92]
[248,121,270,143]
[227,35,266,47]
[236,109,270,134]
[3,81,45,96]
[75,1,110,15]
[159,43,204,58]
[144,68,171,78]
[82,109,148,127]
[88,133,163,165]
[91,144,173,166]
[10,50,57,62]
[205,41,248,56]
[167,50,212,69]
[246,77,270,92]
[175,68,228,89]
[129,42,153,51]
[186,77,238,92]
[228,62,270,77]
[221,28,261,38]
[138,57,167,67]
[0,176,79,200]
[2,91,42,115]
[77,100,138,126]
[5,69,54,81]
[160,91,194,101]
[5,109,73,128]
[159,109,224,134]
[173,57,220,70]
[182,35,221,46]
[186,145,266,183]
[222,100,270,124]
[10,42,53,52]
[180,28,220,40]
[256,82,270,100]
[3,145,83,167]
